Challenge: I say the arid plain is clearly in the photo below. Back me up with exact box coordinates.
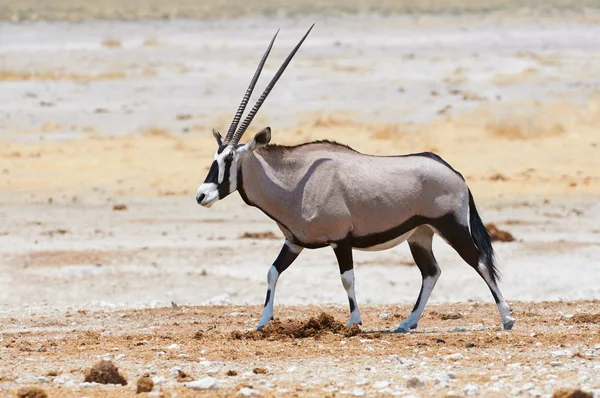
[0,3,599,397]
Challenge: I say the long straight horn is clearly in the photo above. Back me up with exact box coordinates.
[223,30,279,145]
[230,24,314,146]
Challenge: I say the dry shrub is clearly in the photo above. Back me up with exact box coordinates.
[102,38,122,48]
[485,223,515,242]
[136,376,153,393]
[371,125,402,140]
[239,231,278,240]
[143,38,160,47]
[231,312,359,340]
[112,204,127,211]
[568,313,600,324]
[17,387,47,398]
[142,128,172,137]
[486,119,565,140]
[226,370,238,376]
[552,389,593,398]
[84,360,127,385]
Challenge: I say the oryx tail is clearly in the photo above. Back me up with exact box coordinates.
[468,189,499,282]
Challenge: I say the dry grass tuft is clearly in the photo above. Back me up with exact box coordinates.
[102,38,122,48]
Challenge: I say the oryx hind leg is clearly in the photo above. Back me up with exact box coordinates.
[332,239,362,326]
[257,240,303,331]
[395,226,439,333]
[434,217,515,331]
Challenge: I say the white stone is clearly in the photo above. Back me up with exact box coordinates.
[444,353,464,361]
[464,383,480,396]
[352,387,365,396]
[238,387,261,396]
[355,377,369,386]
[167,343,181,350]
[185,377,220,390]
[374,381,391,389]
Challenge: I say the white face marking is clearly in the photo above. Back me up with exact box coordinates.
[196,146,239,207]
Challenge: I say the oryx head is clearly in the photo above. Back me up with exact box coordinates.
[196,25,314,207]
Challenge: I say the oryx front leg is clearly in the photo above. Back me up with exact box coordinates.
[396,228,439,333]
[257,240,302,331]
[332,240,362,326]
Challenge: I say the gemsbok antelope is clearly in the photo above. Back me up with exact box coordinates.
[195,25,515,333]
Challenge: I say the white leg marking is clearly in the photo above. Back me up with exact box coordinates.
[396,272,440,333]
[258,265,279,330]
[341,269,362,326]
[477,264,515,330]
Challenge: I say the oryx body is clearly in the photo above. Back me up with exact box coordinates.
[196,25,515,333]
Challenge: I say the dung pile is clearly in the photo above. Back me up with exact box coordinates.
[84,360,127,385]
[231,312,360,340]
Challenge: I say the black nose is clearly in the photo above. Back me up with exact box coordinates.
[196,193,205,204]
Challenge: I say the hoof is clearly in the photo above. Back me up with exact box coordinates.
[257,325,264,332]
[394,326,409,334]
[502,317,516,331]
[409,323,418,330]
[346,321,362,327]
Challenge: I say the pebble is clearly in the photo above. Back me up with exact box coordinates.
[238,387,261,396]
[167,343,181,350]
[352,387,366,396]
[406,377,425,388]
[452,327,467,332]
[355,377,369,386]
[550,361,562,367]
[379,313,390,319]
[374,381,391,389]
[444,353,464,361]
[185,377,220,390]
[464,383,480,396]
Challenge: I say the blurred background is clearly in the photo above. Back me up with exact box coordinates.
[1,1,599,309]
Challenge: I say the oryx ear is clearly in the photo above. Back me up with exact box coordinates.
[242,127,271,153]
[212,129,223,146]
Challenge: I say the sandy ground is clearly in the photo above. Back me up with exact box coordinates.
[1,10,600,398]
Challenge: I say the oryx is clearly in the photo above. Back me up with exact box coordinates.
[196,25,515,333]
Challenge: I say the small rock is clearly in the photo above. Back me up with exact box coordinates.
[452,327,467,332]
[464,383,480,396]
[17,387,48,398]
[185,377,220,390]
[167,343,180,350]
[355,377,369,386]
[238,387,261,396]
[379,313,390,319]
[352,387,365,396]
[406,377,425,388]
[226,370,238,376]
[550,361,562,367]
[136,377,154,393]
[444,353,464,361]
[253,367,267,375]
[466,342,475,348]
[374,380,391,389]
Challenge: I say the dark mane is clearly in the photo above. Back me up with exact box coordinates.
[263,139,359,153]
[262,140,463,180]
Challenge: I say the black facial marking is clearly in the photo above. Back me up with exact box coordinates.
[264,289,271,307]
[217,154,233,199]
[348,297,356,313]
[216,144,227,154]
[203,160,219,184]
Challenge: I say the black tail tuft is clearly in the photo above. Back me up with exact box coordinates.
[468,189,500,282]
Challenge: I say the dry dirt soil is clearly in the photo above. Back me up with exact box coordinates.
[1,302,599,397]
